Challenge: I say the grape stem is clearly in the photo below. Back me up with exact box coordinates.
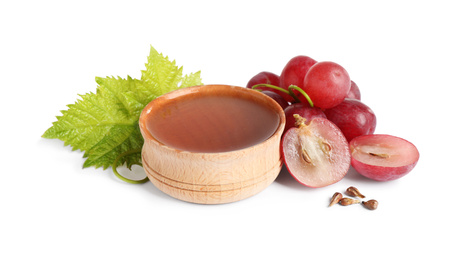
[112,148,149,184]
[251,84,314,107]
[251,83,289,94]
[288,85,314,107]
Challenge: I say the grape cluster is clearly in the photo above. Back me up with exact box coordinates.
[247,55,419,186]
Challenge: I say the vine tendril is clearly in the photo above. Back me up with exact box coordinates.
[112,148,148,184]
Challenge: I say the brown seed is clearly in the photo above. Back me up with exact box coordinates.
[369,152,390,159]
[362,199,379,210]
[328,192,343,207]
[345,186,365,198]
[338,198,361,206]
[301,148,312,164]
[320,141,332,153]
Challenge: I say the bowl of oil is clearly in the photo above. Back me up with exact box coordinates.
[139,84,286,204]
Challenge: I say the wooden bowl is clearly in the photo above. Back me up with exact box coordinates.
[139,85,286,204]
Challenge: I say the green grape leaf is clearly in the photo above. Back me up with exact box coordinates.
[43,46,202,170]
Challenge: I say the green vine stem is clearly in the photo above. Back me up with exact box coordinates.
[287,85,314,107]
[251,83,288,94]
[251,83,314,107]
[112,148,149,184]
[252,84,302,103]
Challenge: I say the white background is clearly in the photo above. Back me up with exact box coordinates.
[1,1,459,259]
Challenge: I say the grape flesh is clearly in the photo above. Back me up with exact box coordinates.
[349,134,419,181]
[282,117,351,188]
[284,103,326,135]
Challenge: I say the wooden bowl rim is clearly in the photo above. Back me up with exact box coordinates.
[139,84,286,155]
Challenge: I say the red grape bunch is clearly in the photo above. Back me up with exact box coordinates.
[247,55,419,187]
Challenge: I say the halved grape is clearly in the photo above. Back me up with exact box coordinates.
[282,117,351,188]
[284,103,326,135]
[349,134,419,181]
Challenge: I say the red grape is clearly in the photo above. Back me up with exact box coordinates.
[246,71,287,99]
[346,80,361,100]
[324,98,376,142]
[279,55,317,102]
[302,61,351,109]
[261,90,289,110]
